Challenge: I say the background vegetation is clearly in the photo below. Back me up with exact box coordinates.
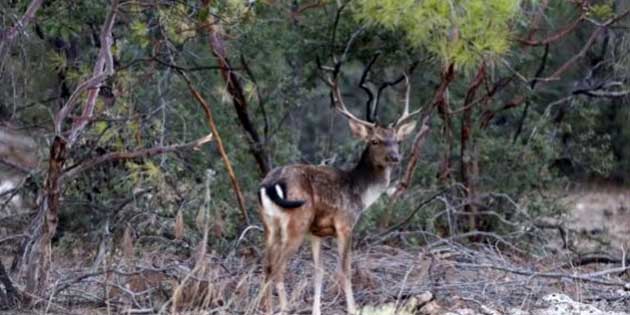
[0,0,629,313]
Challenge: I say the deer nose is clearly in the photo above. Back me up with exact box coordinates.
[387,152,400,163]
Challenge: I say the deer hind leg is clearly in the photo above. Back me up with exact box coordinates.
[311,236,323,315]
[262,222,281,315]
[272,216,307,314]
[336,226,357,315]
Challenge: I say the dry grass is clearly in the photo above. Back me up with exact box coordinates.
[27,233,628,315]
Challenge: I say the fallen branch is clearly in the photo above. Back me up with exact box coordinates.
[568,254,630,267]
[0,261,19,309]
[455,262,630,288]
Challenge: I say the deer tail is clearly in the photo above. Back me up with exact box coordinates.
[259,181,305,210]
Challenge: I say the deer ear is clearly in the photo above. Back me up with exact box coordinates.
[348,120,371,140]
[396,121,417,140]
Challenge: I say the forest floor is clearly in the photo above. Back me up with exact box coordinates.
[3,239,629,315]
[2,184,630,315]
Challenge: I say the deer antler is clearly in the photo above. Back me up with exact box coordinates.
[395,73,422,127]
[331,76,375,127]
[318,57,375,128]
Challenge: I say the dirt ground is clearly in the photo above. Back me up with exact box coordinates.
[560,183,630,251]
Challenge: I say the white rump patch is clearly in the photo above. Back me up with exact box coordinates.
[274,184,285,199]
[260,187,282,218]
[260,187,290,244]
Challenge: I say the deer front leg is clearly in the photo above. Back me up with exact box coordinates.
[336,227,356,315]
[311,236,323,315]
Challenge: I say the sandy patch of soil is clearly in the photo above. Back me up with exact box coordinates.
[560,183,630,251]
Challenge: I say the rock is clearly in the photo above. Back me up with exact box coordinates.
[508,308,530,315]
[359,292,447,315]
[532,293,629,315]
[444,309,478,315]
[480,305,501,315]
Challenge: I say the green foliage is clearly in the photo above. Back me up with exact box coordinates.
[158,4,197,44]
[354,0,522,68]
[2,0,630,257]
[556,101,616,178]
[588,2,615,21]
[129,20,150,49]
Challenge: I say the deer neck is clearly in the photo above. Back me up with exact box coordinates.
[347,147,391,210]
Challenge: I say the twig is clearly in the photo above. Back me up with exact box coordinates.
[378,188,450,238]
[177,70,249,224]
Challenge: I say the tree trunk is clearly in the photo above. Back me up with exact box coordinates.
[435,64,456,183]
[460,64,485,234]
[23,136,67,303]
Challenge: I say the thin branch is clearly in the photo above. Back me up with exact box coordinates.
[0,0,44,55]
[240,53,269,140]
[529,44,549,89]
[379,188,449,237]
[399,63,455,186]
[59,134,213,182]
[391,114,432,199]
[517,14,585,46]
[54,0,119,141]
[206,20,269,175]
[544,9,630,81]
[177,70,249,224]
[329,2,348,63]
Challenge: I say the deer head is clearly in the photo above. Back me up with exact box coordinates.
[329,71,420,169]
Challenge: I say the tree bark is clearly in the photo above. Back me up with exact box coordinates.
[434,64,456,183]
[23,136,67,303]
[460,64,485,233]
[202,11,269,175]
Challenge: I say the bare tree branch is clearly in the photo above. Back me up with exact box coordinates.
[59,134,213,182]
[53,0,119,141]
[0,0,44,58]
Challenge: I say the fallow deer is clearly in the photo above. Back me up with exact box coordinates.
[258,72,420,315]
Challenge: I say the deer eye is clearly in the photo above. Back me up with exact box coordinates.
[371,139,379,145]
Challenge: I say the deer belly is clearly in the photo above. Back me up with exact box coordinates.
[310,217,336,237]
